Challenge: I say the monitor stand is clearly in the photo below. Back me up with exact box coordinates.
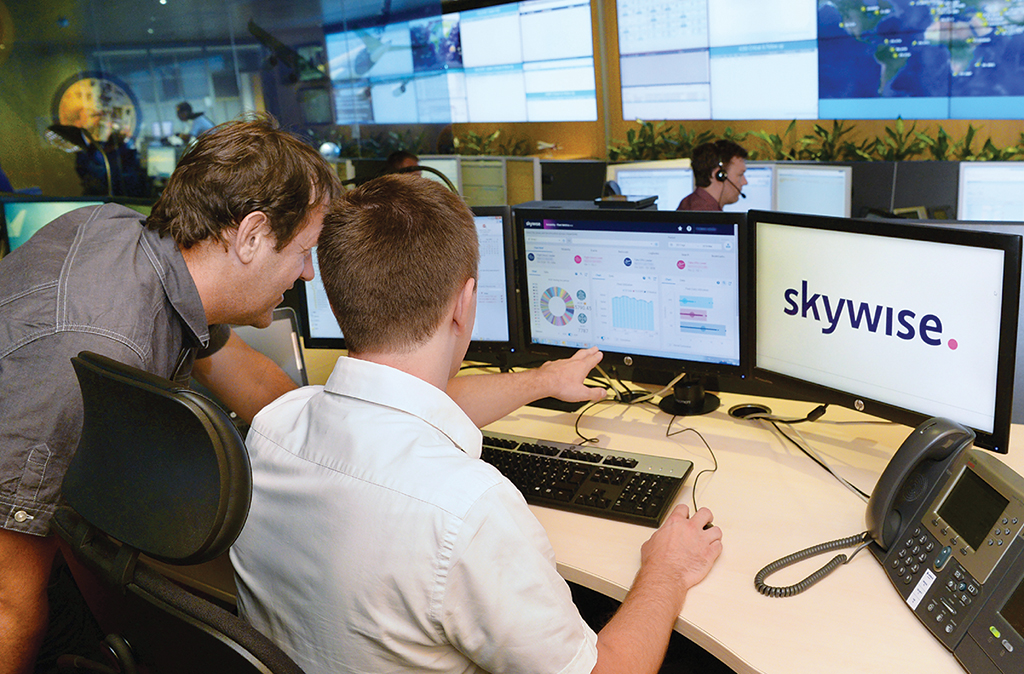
[658,375,719,416]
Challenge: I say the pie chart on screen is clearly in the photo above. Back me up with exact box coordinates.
[541,287,574,326]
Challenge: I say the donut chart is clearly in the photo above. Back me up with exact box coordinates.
[541,286,574,326]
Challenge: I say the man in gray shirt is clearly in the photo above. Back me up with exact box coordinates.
[0,115,340,674]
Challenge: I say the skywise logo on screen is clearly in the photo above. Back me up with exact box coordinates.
[783,281,957,350]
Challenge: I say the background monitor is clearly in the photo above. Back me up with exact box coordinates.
[417,155,463,193]
[299,205,519,358]
[751,209,1021,453]
[460,157,506,207]
[724,162,774,213]
[1,196,105,256]
[957,162,1024,222]
[232,306,308,388]
[606,159,693,211]
[514,206,749,398]
[145,145,179,179]
[324,0,598,124]
[540,160,608,201]
[774,164,852,217]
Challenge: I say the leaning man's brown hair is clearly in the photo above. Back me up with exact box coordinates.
[147,113,340,250]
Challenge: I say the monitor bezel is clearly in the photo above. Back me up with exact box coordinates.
[298,205,521,357]
[748,209,1021,453]
[513,206,752,383]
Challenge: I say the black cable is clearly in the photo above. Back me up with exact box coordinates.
[665,417,718,513]
[768,420,871,500]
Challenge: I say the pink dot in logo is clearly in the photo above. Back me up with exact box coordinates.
[677,260,686,269]
[574,255,582,264]
[948,339,958,350]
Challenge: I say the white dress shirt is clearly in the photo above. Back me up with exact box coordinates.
[231,356,599,674]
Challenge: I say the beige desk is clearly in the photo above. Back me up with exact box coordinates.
[166,351,1024,673]
[483,390,1024,674]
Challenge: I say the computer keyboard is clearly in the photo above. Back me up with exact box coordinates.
[481,431,693,527]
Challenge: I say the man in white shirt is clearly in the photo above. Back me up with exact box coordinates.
[231,174,724,674]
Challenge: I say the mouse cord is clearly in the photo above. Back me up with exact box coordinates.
[665,416,718,513]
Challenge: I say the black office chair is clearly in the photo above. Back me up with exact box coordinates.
[52,351,304,674]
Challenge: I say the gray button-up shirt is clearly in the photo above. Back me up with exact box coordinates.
[0,203,224,534]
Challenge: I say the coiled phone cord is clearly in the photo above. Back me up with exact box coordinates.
[754,532,872,598]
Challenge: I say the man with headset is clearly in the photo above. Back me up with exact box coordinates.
[677,140,748,211]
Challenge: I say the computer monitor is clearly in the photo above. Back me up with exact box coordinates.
[145,145,179,179]
[324,0,598,124]
[299,205,519,359]
[774,164,852,217]
[417,155,462,193]
[515,206,749,413]
[606,160,693,212]
[724,162,774,213]
[540,160,608,201]
[957,162,1024,222]
[750,209,1021,453]
[461,157,506,207]
[1,196,105,255]
[232,306,308,387]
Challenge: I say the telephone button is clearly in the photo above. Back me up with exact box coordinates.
[934,546,953,570]
[1003,640,1014,653]
[960,547,969,556]
[898,548,909,558]
[967,583,979,595]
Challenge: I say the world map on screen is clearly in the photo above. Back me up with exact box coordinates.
[819,0,1024,100]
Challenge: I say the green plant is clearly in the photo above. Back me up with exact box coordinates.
[749,120,799,161]
[453,130,502,155]
[796,120,858,161]
[494,134,532,156]
[873,117,926,161]
[973,137,1022,162]
[664,125,716,158]
[915,125,955,161]
[607,121,678,161]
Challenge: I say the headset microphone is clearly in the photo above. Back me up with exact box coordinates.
[728,177,746,199]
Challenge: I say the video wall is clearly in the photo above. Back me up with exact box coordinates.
[617,0,1024,120]
[326,0,597,124]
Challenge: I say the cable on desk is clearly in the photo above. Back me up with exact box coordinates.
[742,403,829,424]
[765,420,871,502]
[755,532,871,598]
[665,416,718,513]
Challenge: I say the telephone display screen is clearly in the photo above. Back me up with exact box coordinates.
[1002,576,1024,636]
[938,468,1008,551]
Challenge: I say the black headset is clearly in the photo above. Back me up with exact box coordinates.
[714,161,729,182]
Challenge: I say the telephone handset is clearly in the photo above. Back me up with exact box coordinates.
[865,417,975,551]
[755,417,973,597]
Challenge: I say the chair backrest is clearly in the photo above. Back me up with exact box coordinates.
[55,351,304,674]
